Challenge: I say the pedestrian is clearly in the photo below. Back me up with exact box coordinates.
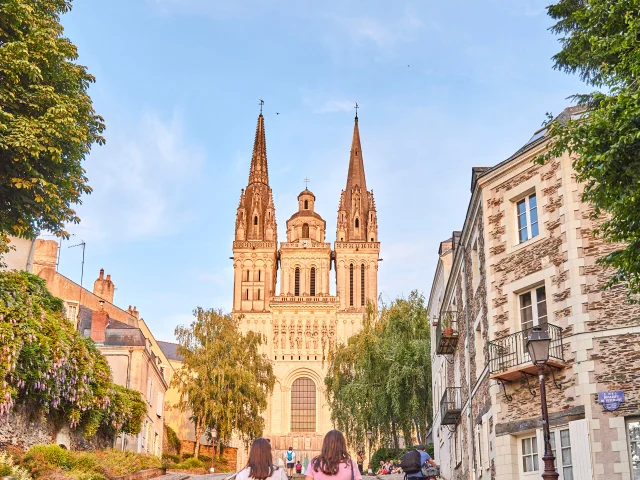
[356,451,365,475]
[400,445,437,480]
[296,462,303,474]
[235,438,287,480]
[305,430,362,480]
[285,447,296,479]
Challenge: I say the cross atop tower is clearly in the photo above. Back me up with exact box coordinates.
[304,177,311,189]
[354,102,359,119]
[259,98,264,114]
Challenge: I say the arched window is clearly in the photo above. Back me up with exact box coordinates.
[310,267,316,297]
[355,218,359,229]
[294,267,300,296]
[291,377,316,432]
[361,263,365,306]
[304,200,309,209]
[245,289,249,300]
[258,270,261,281]
[257,289,261,300]
[254,216,258,225]
[246,270,250,281]
[302,223,309,238]
[349,264,354,307]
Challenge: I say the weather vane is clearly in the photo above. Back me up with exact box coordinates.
[354,102,359,118]
[259,98,264,114]
[304,177,311,189]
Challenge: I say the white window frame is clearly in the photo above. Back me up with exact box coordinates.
[627,417,640,480]
[471,238,480,293]
[519,435,539,476]
[519,285,548,332]
[64,301,79,323]
[516,192,539,244]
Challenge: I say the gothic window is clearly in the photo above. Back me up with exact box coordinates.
[355,218,359,229]
[295,268,300,296]
[302,223,309,238]
[258,270,261,281]
[361,263,365,306]
[291,377,316,432]
[310,267,316,296]
[257,289,261,300]
[246,270,250,281]
[254,215,258,225]
[349,264,354,306]
[304,200,309,209]
[245,289,249,300]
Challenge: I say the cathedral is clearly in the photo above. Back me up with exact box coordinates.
[231,110,380,465]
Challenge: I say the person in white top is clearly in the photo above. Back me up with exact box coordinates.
[236,438,288,480]
[285,447,296,479]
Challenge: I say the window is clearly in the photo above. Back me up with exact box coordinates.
[349,264,354,306]
[517,193,539,243]
[258,270,261,281]
[254,216,258,225]
[310,267,316,296]
[471,240,480,292]
[519,286,547,331]
[521,436,539,472]
[291,377,316,432]
[257,289,260,300]
[304,200,308,209]
[454,425,462,465]
[245,289,249,300]
[361,264,365,306]
[474,319,484,378]
[302,223,309,238]
[65,302,78,323]
[355,218,359,229]
[627,418,640,479]
[246,270,250,281]
[294,268,300,296]
[475,424,482,471]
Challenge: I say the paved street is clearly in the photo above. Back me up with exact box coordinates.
[158,474,401,480]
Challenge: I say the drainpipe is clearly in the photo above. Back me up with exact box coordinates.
[461,254,476,480]
[25,238,37,272]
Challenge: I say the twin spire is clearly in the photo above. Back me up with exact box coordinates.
[248,113,269,185]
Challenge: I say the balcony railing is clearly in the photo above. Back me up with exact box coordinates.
[489,323,565,381]
[436,311,459,355]
[440,387,462,425]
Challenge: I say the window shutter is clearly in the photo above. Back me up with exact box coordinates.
[536,429,545,473]
[569,419,593,479]
[482,419,490,470]
[156,392,163,417]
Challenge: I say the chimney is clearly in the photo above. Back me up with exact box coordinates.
[93,268,115,303]
[126,305,140,320]
[32,239,59,273]
[90,301,109,343]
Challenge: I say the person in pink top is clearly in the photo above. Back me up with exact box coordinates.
[305,430,363,480]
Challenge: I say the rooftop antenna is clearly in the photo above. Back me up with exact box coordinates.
[68,240,86,328]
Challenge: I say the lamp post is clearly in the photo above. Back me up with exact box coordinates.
[366,430,373,475]
[526,326,559,480]
[210,428,218,474]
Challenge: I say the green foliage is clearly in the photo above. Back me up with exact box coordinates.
[171,457,205,470]
[21,445,162,480]
[161,453,180,464]
[0,270,146,437]
[372,447,404,468]
[172,308,276,456]
[0,449,32,480]
[540,0,640,295]
[0,0,105,239]
[165,426,181,454]
[325,291,432,450]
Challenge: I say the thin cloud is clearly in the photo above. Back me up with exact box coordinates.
[70,111,205,243]
[314,99,355,114]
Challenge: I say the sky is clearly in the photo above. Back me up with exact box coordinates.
[54,0,585,342]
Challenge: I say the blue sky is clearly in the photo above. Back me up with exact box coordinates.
[55,0,584,342]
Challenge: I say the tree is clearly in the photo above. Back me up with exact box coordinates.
[325,291,432,450]
[172,308,275,458]
[540,1,640,295]
[0,0,105,240]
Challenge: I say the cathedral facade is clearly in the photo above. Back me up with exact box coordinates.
[231,111,380,465]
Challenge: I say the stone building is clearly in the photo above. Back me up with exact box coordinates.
[428,107,640,480]
[231,111,380,466]
[5,239,172,456]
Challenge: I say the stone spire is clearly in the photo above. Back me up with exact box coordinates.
[248,113,269,185]
[345,115,368,206]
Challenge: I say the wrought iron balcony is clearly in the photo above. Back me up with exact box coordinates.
[436,310,459,355]
[440,387,462,425]
[489,323,565,381]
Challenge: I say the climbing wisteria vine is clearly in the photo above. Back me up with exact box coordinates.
[0,271,146,438]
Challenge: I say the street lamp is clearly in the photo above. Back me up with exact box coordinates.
[210,428,218,474]
[526,326,559,480]
[366,430,373,475]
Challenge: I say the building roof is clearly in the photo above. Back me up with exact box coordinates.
[297,188,316,200]
[79,305,146,347]
[157,340,184,361]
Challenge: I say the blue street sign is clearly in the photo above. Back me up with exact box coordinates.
[598,390,624,411]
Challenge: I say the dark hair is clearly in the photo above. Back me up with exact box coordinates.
[246,438,275,480]
[312,430,351,475]
[416,444,425,451]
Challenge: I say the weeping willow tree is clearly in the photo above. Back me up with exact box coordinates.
[325,291,432,450]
